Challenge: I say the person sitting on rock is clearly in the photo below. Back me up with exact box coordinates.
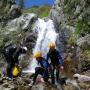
[2,43,27,79]
[46,42,64,84]
[31,51,50,85]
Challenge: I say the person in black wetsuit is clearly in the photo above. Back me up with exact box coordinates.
[31,51,50,85]
[47,42,64,84]
[2,44,27,79]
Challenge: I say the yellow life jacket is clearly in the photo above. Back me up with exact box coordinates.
[12,66,21,77]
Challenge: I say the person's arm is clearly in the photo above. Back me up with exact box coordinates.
[46,53,49,62]
[46,53,51,69]
[13,47,20,64]
[59,54,64,66]
[57,51,64,71]
[47,60,50,68]
[38,61,40,65]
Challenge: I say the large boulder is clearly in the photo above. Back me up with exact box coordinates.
[0,13,38,49]
[77,34,90,48]
[6,13,38,31]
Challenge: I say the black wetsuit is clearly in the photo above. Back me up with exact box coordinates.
[3,46,16,78]
[3,46,27,78]
[47,48,63,84]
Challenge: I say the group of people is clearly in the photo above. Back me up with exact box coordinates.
[2,42,64,85]
[31,42,64,85]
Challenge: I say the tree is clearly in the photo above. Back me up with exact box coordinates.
[18,0,24,9]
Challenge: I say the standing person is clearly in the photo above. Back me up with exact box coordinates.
[30,51,50,85]
[2,44,27,79]
[47,42,64,84]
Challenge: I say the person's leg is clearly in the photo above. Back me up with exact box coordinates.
[33,67,39,84]
[43,69,49,82]
[51,65,55,84]
[56,69,59,82]
[7,64,10,77]
[7,63,12,78]
[33,67,44,84]
[56,65,59,82]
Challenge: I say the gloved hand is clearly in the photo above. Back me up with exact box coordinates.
[60,66,64,73]
[47,67,51,73]
[60,66,64,70]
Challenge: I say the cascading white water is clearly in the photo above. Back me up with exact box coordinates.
[24,18,58,73]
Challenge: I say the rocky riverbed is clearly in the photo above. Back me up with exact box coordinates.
[0,70,90,90]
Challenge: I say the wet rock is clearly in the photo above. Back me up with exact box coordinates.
[1,75,89,90]
[2,83,9,88]
[25,86,32,90]
[31,83,58,90]
[66,79,81,90]
[63,84,80,90]
[22,78,31,84]
[78,82,90,89]
[8,85,15,90]
[73,73,90,82]
[0,78,3,84]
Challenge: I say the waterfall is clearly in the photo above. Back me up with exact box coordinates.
[24,18,58,73]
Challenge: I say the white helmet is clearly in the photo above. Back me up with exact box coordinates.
[22,46,27,51]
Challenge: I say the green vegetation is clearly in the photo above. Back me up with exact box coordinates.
[85,49,90,61]
[23,5,51,18]
[68,33,77,45]
[75,19,90,36]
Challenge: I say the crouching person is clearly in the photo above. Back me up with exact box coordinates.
[31,51,50,85]
[2,44,27,79]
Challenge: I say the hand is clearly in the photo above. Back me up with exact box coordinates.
[47,67,51,72]
[60,66,64,73]
[15,63,18,66]
[60,66,64,70]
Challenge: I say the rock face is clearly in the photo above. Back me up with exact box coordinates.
[0,13,38,71]
[50,0,90,72]
[0,13,38,48]
[0,0,90,89]
[0,0,16,21]
[0,0,14,14]
[50,0,90,46]
[50,0,90,27]
[73,73,90,82]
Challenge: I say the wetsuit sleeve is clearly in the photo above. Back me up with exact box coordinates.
[59,55,63,66]
[46,53,49,62]
[57,51,63,66]
[46,60,50,68]
[43,58,50,68]
[13,48,20,64]
[46,53,51,68]
[38,61,40,65]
